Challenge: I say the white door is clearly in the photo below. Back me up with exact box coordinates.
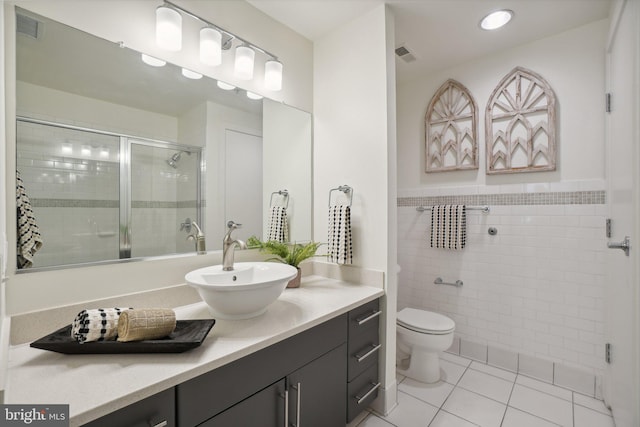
[603,1,640,426]
[225,130,263,241]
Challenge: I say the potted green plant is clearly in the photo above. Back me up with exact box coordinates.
[247,237,322,288]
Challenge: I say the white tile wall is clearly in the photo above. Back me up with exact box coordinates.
[397,184,607,387]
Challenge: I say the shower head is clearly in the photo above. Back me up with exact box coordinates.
[166,150,191,169]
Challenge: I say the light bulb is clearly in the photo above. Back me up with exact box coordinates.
[234,45,255,80]
[200,27,222,67]
[156,5,182,51]
[264,60,283,91]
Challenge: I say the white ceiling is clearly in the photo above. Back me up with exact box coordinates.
[248,0,612,83]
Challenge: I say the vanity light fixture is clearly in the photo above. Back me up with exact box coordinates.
[217,81,236,91]
[181,68,203,79]
[234,45,255,80]
[200,27,222,67]
[246,91,263,100]
[141,53,166,67]
[264,60,283,91]
[156,1,284,91]
[155,5,182,51]
[480,9,514,30]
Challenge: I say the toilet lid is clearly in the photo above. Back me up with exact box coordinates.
[397,308,455,334]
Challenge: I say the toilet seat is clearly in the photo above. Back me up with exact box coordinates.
[397,308,455,335]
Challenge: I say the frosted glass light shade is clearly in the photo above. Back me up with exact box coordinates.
[217,81,236,91]
[200,27,222,66]
[156,6,182,51]
[182,68,203,79]
[234,45,255,80]
[264,60,283,91]
[480,10,513,30]
[141,54,166,67]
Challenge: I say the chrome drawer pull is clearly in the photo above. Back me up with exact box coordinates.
[150,421,168,427]
[356,310,381,325]
[355,382,381,405]
[355,344,382,362]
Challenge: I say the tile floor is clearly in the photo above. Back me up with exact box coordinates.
[349,352,615,427]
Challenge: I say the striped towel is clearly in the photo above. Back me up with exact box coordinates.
[16,171,43,268]
[266,206,289,242]
[328,205,352,264]
[71,308,131,343]
[430,205,466,250]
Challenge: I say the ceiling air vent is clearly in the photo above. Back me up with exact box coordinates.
[16,13,42,39]
[395,45,416,63]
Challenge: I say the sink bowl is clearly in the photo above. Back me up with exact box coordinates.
[185,262,298,319]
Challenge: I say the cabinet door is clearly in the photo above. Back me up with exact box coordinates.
[287,344,347,427]
[199,379,286,427]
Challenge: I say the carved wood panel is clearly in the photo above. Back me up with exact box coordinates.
[486,67,557,174]
[425,79,478,172]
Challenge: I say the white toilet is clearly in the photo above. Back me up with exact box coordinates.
[396,307,455,383]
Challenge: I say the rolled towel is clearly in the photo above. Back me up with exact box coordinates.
[71,308,130,343]
[117,308,177,342]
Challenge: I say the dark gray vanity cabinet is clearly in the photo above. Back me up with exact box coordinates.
[82,298,381,427]
[176,314,348,427]
[347,298,382,422]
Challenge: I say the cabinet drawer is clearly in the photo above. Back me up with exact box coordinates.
[82,388,174,427]
[347,363,380,423]
[348,299,380,337]
[348,325,380,381]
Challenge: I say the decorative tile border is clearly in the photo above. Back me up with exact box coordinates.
[398,190,605,207]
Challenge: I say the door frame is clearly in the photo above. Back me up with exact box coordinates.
[603,1,640,425]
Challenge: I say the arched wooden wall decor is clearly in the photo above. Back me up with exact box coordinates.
[486,66,557,174]
[425,79,478,173]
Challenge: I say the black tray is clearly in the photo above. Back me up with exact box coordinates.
[30,319,216,354]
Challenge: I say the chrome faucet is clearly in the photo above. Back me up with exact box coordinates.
[223,221,247,271]
[187,221,206,255]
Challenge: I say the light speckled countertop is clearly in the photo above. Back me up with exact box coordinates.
[4,276,384,426]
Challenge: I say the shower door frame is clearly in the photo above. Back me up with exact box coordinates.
[16,116,204,267]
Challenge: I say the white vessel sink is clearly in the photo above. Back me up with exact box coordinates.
[185,262,298,319]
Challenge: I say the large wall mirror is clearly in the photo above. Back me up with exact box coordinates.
[14,8,312,271]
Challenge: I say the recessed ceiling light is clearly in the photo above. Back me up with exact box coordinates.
[246,91,263,100]
[217,81,236,91]
[480,9,513,31]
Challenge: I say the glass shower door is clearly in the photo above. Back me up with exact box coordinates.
[16,120,121,268]
[129,141,201,258]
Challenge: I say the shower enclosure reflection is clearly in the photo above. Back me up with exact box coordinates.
[16,118,202,268]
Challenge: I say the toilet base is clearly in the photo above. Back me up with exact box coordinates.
[397,350,441,383]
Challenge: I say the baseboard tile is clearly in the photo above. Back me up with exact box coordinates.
[449,337,599,398]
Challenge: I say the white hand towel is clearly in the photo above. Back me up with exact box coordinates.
[430,205,466,250]
[328,205,352,264]
[266,206,289,242]
[16,171,43,268]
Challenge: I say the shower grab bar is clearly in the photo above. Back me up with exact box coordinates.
[417,205,489,213]
[328,185,353,207]
[269,189,289,209]
[434,277,463,287]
